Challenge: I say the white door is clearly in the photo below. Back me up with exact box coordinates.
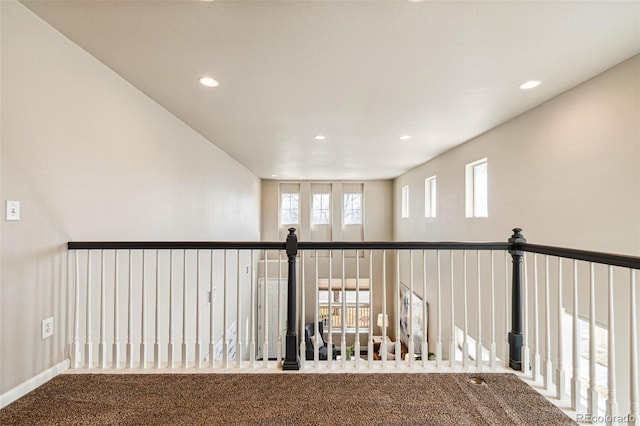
[257,278,287,360]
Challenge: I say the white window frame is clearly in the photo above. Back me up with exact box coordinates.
[425,176,436,218]
[401,185,410,218]
[312,193,331,225]
[465,158,488,218]
[280,192,299,225]
[343,193,362,225]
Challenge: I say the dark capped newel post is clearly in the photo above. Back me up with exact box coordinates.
[508,227,526,371]
[282,228,301,370]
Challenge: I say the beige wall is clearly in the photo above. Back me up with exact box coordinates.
[0,1,260,395]
[394,55,639,253]
[394,55,640,412]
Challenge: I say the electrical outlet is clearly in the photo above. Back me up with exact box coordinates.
[42,317,54,339]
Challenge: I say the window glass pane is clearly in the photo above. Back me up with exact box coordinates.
[473,162,488,217]
[312,193,330,225]
[425,177,437,218]
[343,193,362,225]
[430,178,437,217]
[401,186,409,218]
[281,193,299,224]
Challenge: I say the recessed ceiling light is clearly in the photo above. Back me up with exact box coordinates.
[314,135,326,140]
[199,77,219,87]
[271,174,277,178]
[519,80,541,90]
[400,135,411,140]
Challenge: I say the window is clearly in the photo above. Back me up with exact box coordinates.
[280,192,299,225]
[343,193,362,225]
[318,280,370,332]
[312,193,330,225]
[465,158,488,218]
[401,185,410,218]
[425,176,436,218]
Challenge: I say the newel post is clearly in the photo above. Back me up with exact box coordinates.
[508,227,526,371]
[282,228,301,370]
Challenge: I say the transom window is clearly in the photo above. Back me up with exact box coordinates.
[401,185,410,218]
[425,176,437,218]
[465,158,488,218]
[280,192,299,225]
[312,193,330,225]
[343,193,362,225]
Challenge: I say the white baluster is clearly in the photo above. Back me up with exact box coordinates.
[450,251,456,369]
[263,250,268,368]
[72,250,80,369]
[422,250,428,368]
[355,251,361,368]
[544,256,552,389]
[606,266,617,424]
[395,250,401,368]
[314,251,319,367]
[532,254,540,381]
[168,250,175,369]
[382,250,388,366]
[154,250,160,369]
[327,253,333,368]
[408,250,414,367]
[587,263,598,416]
[369,249,374,368]
[556,258,566,400]
[222,250,228,368]
[504,252,510,368]
[462,251,469,369]
[126,250,133,369]
[181,250,188,368]
[209,250,215,369]
[112,251,120,369]
[522,253,529,375]
[278,250,283,365]
[436,250,442,367]
[236,250,242,369]
[195,251,202,368]
[571,259,582,411]
[476,250,482,370]
[629,269,638,424]
[299,251,305,369]
[140,250,147,369]
[250,250,256,369]
[342,250,347,368]
[99,250,106,368]
[85,250,93,368]
[490,251,496,370]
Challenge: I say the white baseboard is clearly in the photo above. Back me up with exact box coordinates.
[0,359,70,409]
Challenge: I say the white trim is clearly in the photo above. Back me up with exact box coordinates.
[0,359,70,409]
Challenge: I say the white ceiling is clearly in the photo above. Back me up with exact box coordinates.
[22,0,640,180]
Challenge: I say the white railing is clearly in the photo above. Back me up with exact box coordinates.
[67,229,640,424]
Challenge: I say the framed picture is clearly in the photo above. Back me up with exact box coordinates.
[399,283,428,354]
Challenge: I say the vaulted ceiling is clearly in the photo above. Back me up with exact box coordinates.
[22,1,640,180]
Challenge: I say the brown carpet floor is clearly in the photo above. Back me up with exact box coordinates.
[0,373,575,425]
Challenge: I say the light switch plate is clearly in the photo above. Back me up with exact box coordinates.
[6,200,20,221]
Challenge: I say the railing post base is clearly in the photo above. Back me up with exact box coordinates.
[508,332,523,370]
